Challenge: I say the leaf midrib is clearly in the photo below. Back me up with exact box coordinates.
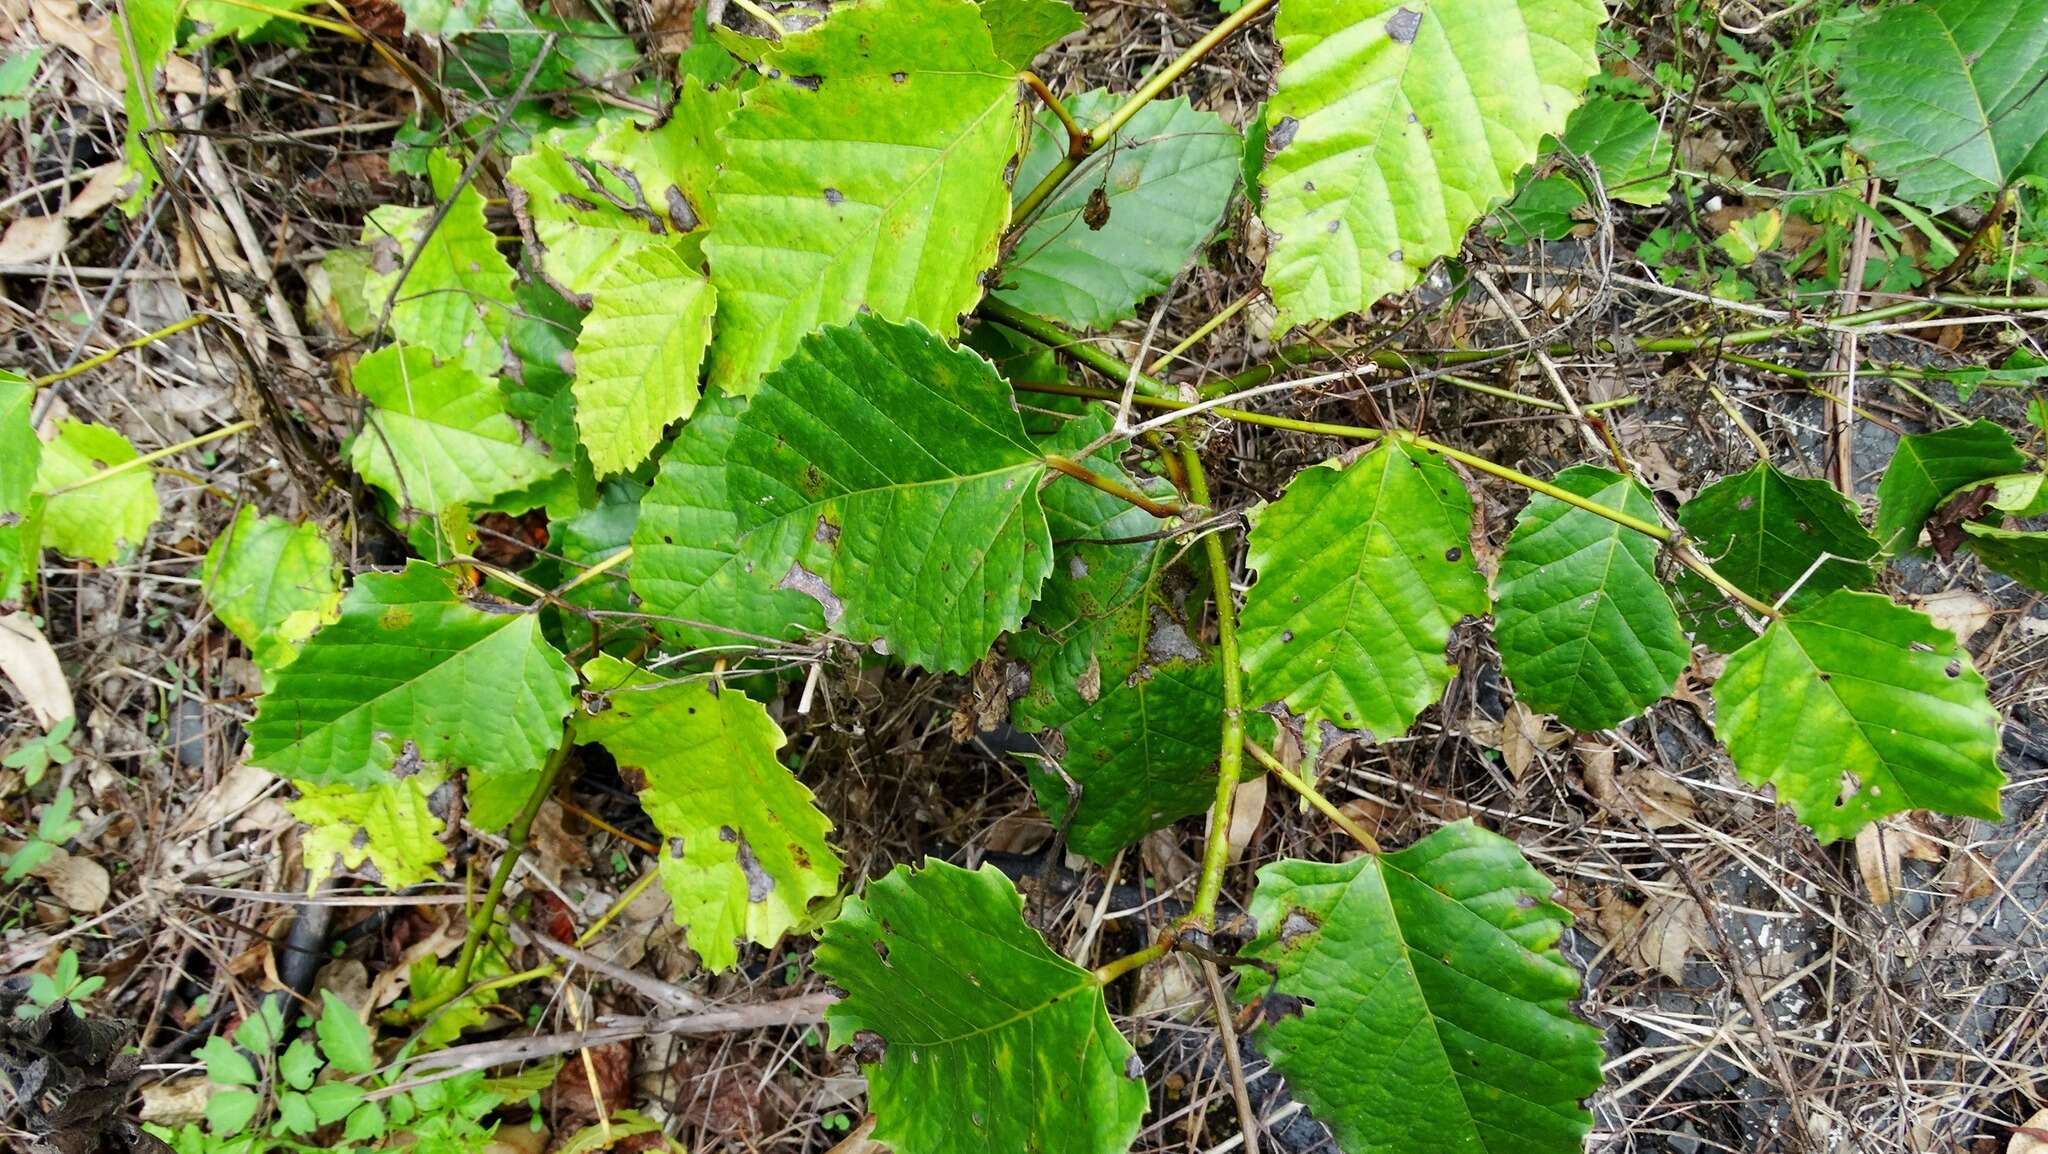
[1336,857,1585,1144]
[259,610,538,761]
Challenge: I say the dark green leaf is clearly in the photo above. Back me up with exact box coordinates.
[1713,589,2005,841]
[1494,465,1687,729]
[1874,420,2025,555]
[1241,822,1603,1154]
[817,860,1147,1154]
[1672,462,1878,652]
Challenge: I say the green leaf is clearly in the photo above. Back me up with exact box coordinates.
[998,91,1241,328]
[1671,462,1879,653]
[558,1111,663,1154]
[1240,822,1603,1154]
[0,371,41,602]
[1714,208,1781,267]
[316,990,376,1075]
[305,1083,366,1126]
[1960,472,2048,519]
[1713,589,2005,842]
[205,1088,262,1136]
[1239,443,1489,738]
[978,0,1083,68]
[630,394,825,653]
[248,561,576,831]
[199,1034,259,1087]
[279,1038,320,1092]
[1258,0,1605,328]
[1960,521,2048,589]
[406,949,506,1048]
[1556,93,1673,207]
[362,153,516,374]
[34,420,159,565]
[1495,176,1585,244]
[574,242,716,477]
[503,277,587,464]
[290,765,450,889]
[506,122,650,300]
[115,0,178,212]
[1874,420,2026,555]
[344,1102,387,1142]
[187,0,317,41]
[1838,0,2048,212]
[349,345,563,515]
[1028,410,1173,632]
[706,0,1022,394]
[1494,465,1687,730]
[391,0,524,39]
[201,508,343,671]
[540,478,642,656]
[508,86,735,299]
[1012,568,1224,862]
[576,656,841,971]
[726,316,1057,672]
[816,859,1146,1154]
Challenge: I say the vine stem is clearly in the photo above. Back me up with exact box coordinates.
[1021,71,1087,157]
[42,419,258,496]
[1243,741,1380,853]
[1011,0,1277,224]
[409,724,576,1021]
[1182,440,1245,930]
[1092,940,1169,985]
[1202,292,2048,397]
[1043,454,1192,518]
[30,315,212,389]
[554,545,635,597]
[993,311,1786,629]
[1017,377,1674,540]
[1148,288,1261,375]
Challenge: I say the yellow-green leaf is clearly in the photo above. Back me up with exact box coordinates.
[706,0,1022,394]
[202,507,344,671]
[34,420,159,565]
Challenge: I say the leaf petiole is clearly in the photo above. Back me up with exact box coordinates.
[1042,453,1191,519]
[1181,440,1244,930]
[1243,741,1380,854]
[1011,0,1278,224]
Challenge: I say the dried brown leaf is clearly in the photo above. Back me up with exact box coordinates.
[0,216,67,264]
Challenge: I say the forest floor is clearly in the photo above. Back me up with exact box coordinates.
[2,0,2046,1152]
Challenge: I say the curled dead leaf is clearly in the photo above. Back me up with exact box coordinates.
[0,216,68,263]
[1854,816,1944,906]
[139,1077,211,1125]
[28,843,111,913]
[1225,770,1267,863]
[2011,1108,2048,1154]
[1915,588,1993,647]
[1502,701,1566,780]
[0,613,75,728]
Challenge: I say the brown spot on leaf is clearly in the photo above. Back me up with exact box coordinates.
[1386,6,1422,43]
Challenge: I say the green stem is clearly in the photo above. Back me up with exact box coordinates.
[1021,71,1086,157]
[411,726,575,1021]
[1043,454,1192,518]
[1017,378,1675,540]
[1182,440,1245,931]
[1243,741,1379,853]
[31,315,212,389]
[1149,289,1261,375]
[1092,941,1169,985]
[42,419,258,496]
[981,297,1174,399]
[1201,293,2048,398]
[1671,544,1779,620]
[1011,0,1277,224]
